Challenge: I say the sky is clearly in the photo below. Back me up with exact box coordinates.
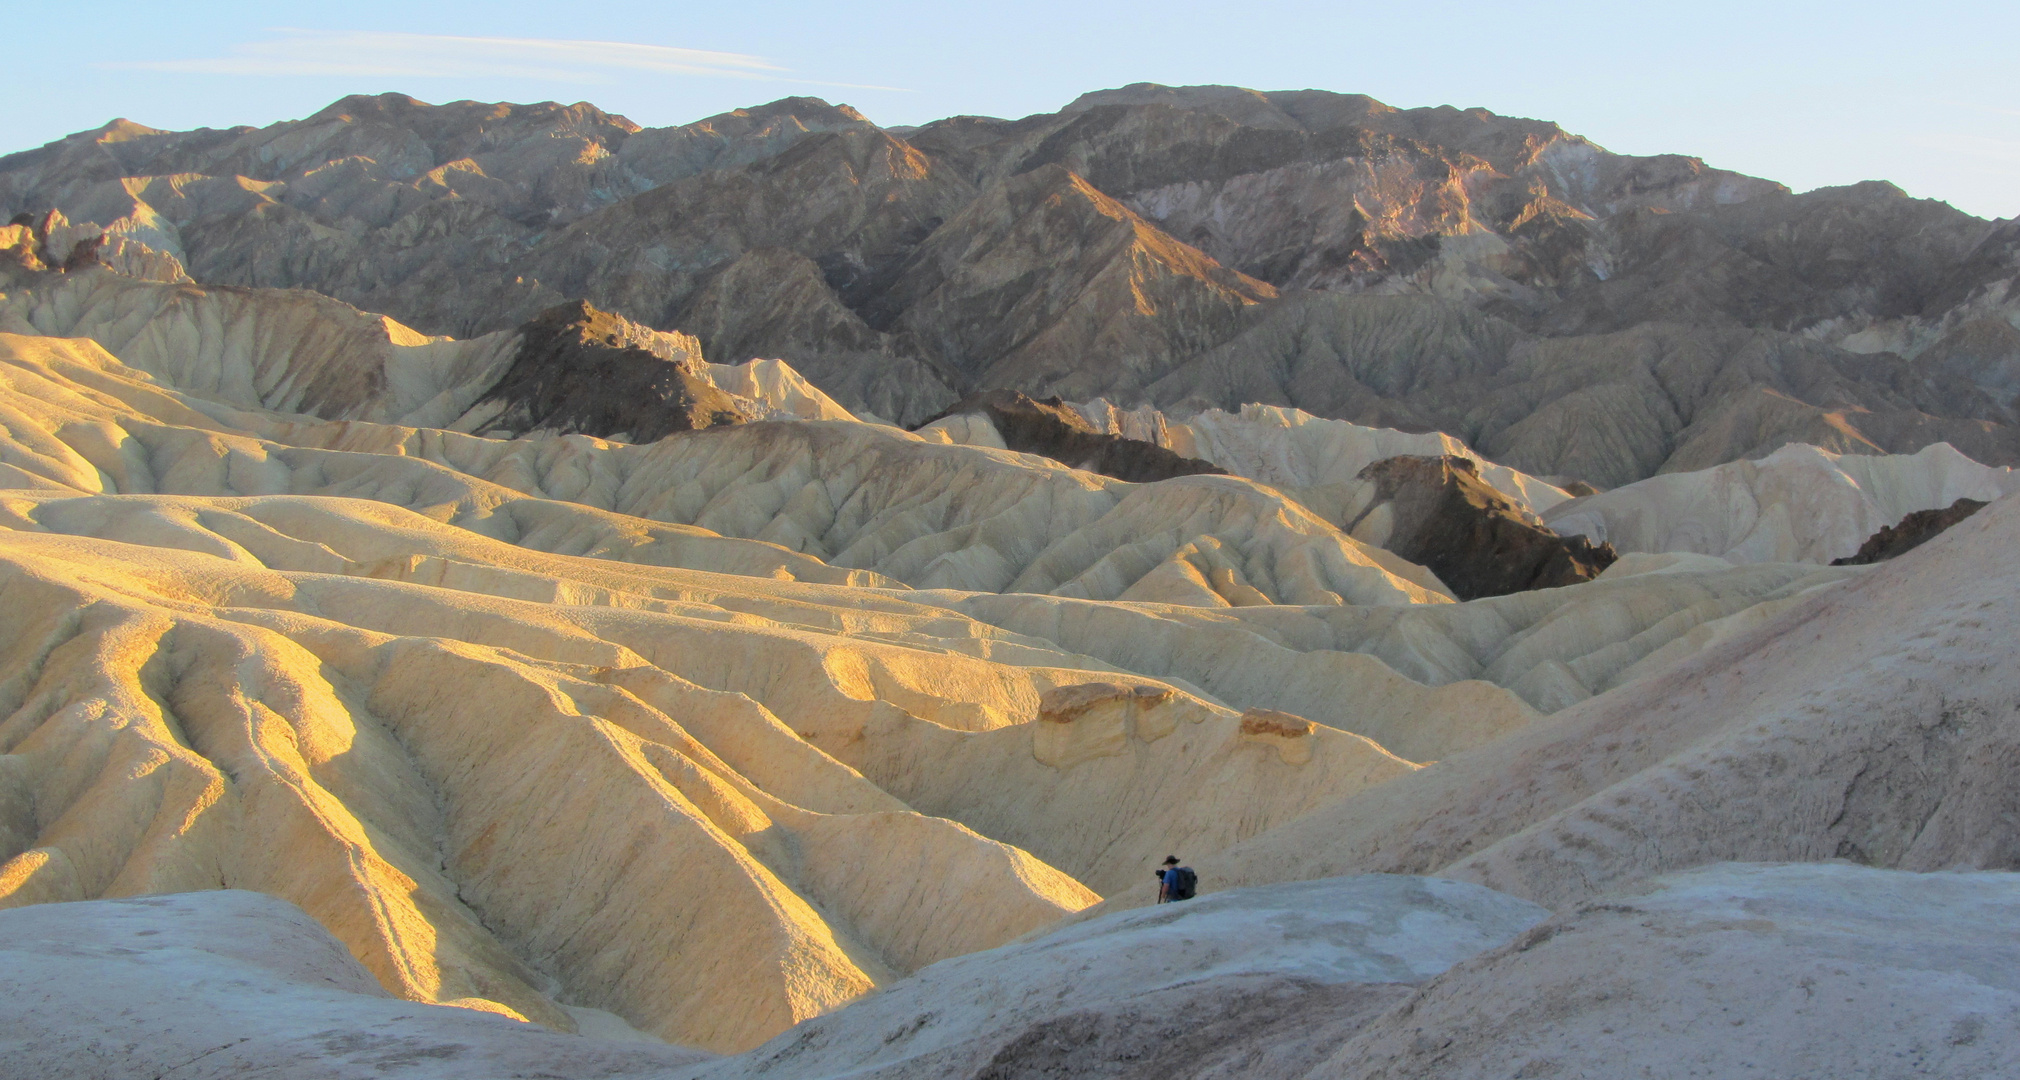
[8,1,2017,219]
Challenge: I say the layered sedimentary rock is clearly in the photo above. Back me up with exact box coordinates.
[0,478,1427,1047]
[0,257,855,438]
[926,396,1608,599]
[0,328,1480,1050]
[956,555,1857,747]
[0,327,1444,607]
[0,257,525,427]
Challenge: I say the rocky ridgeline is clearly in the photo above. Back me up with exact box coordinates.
[468,300,752,441]
[1833,496,1990,565]
[3,87,2015,482]
[914,389,1226,482]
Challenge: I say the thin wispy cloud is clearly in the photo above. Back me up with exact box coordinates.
[103,29,905,90]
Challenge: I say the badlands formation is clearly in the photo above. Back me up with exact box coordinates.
[0,84,2017,1078]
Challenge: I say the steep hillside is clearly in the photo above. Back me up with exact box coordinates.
[1138,486,2020,910]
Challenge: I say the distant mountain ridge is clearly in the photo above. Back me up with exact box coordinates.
[4,84,2016,485]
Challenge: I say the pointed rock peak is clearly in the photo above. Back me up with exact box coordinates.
[678,96,875,137]
[743,96,868,123]
[91,118,166,143]
[559,101,642,132]
[2,118,161,163]
[310,92,435,123]
[473,299,749,441]
[1064,83,1296,129]
[520,299,699,365]
[1808,179,1913,201]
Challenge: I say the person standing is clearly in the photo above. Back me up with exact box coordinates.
[1155,856,1197,902]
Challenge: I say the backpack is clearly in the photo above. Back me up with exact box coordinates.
[1171,866,1197,901]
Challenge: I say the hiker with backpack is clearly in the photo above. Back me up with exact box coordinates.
[1155,856,1197,902]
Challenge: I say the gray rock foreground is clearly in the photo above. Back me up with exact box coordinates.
[7,864,2017,1079]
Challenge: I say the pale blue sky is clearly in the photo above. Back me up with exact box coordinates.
[10,1,2017,218]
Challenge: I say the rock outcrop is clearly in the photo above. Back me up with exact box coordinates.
[1345,456,1617,600]
[462,300,751,440]
[915,389,1225,482]
[1832,496,1989,565]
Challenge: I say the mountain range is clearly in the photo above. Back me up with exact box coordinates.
[6,85,2017,486]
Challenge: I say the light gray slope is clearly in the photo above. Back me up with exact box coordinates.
[1544,440,2020,564]
[702,874,1547,1080]
[1315,863,2020,1080]
[0,890,710,1080]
